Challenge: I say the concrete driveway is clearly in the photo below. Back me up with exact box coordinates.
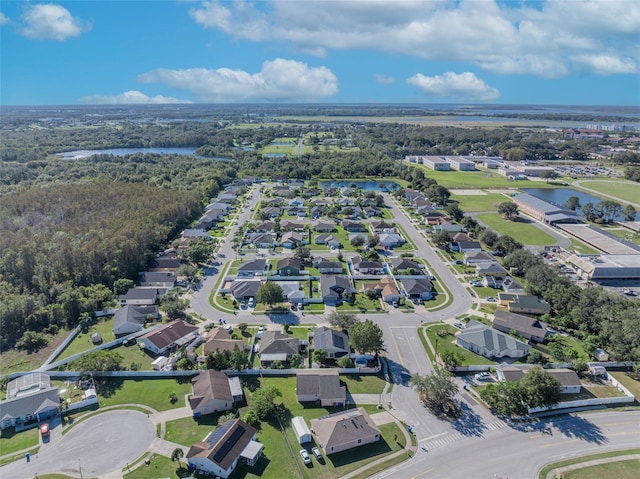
[1,410,154,479]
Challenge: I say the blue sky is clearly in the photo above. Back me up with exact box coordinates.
[1,0,639,105]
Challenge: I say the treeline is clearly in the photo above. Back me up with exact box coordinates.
[0,180,202,348]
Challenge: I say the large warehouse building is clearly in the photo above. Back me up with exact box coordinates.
[511,194,580,225]
[566,254,640,281]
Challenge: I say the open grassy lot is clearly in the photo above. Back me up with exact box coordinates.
[340,374,387,394]
[608,371,640,401]
[450,193,508,212]
[165,414,223,448]
[414,167,525,189]
[537,449,640,479]
[577,180,639,205]
[0,328,69,375]
[57,317,118,360]
[0,426,39,456]
[421,324,492,366]
[97,378,193,411]
[336,294,385,313]
[477,213,557,246]
[124,453,189,479]
[561,459,640,479]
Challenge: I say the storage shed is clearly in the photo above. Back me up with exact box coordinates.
[292,416,312,444]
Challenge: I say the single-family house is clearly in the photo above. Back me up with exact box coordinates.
[217,193,238,203]
[496,366,581,394]
[312,327,350,359]
[288,198,304,207]
[311,408,381,455]
[404,190,424,202]
[280,231,304,249]
[351,256,384,274]
[112,305,159,335]
[341,220,366,232]
[203,209,226,221]
[203,327,247,356]
[229,280,262,301]
[272,186,291,196]
[119,287,160,306]
[254,221,275,233]
[314,258,344,274]
[280,220,305,231]
[476,262,508,288]
[206,202,231,212]
[370,221,395,233]
[287,206,307,217]
[402,278,435,300]
[139,272,176,288]
[492,310,549,343]
[138,320,199,355]
[315,233,341,249]
[498,293,551,315]
[452,241,483,253]
[310,206,323,219]
[0,373,60,430]
[262,207,282,218]
[186,419,263,478]
[464,251,495,265]
[246,233,276,248]
[313,221,336,233]
[455,321,530,359]
[280,282,305,303]
[388,258,423,273]
[320,275,351,305]
[501,277,525,294]
[363,206,381,217]
[189,371,243,417]
[276,257,302,276]
[296,370,347,406]
[362,277,400,303]
[237,259,267,277]
[148,256,185,272]
[259,331,302,365]
[378,233,404,249]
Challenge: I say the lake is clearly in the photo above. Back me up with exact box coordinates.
[56,147,230,161]
[522,188,625,219]
[320,180,400,191]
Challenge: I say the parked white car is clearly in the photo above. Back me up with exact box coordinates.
[299,449,311,465]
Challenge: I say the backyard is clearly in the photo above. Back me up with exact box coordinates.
[56,316,118,360]
[96,378,193,411]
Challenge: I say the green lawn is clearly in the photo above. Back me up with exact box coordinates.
[165,414,223,447]
[336,294,385,313]
[340,374,387,394]
[538,449,640,479]
[477,213,557,246]
[608,371,640,401]
[109,343,159,370]
[57,316,118,360]
[471,285,500,298]
[124,453,190,479]
[282,325,316,341]
[595,226,640,245]
[97,378,193,411]
[0,427,39,456]
[450,193,508,212]
[414,167,527,189]
[561,459,640,479]
[578,180,639,205]
[421,324,493,366]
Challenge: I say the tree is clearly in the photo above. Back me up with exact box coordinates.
[171,448,184,462]
[623,204,637,221]
[431,230,451,248]
[520,366,561,408]
[541,170,560,183]
[294,246,311,262]
[480,381,528,416]
[367,234,380,249]
[564,196,581,211]
[312,348,328,364]
[238,323,248,333]
[186,239,213,265]
[229,345,249,370]
[494,235,523,256]
[178,264,197,280]
[249,385,282,420]
[582,202,598,222]
[440,349,464,369]
[445,203,464,222]
[161,297,189,320]
[348,319,384,354]
[328,311,358,331]
[15,331,49,352]
[479,230,499,248]
[350,235,365,248]
[289,353,302,368]
[257,281,283,308]
[71,350,123,371]
[113,278,135,296]
[337,356,354,368]
[206,351,230,371]
[410,370,458,413]
[526,350,548,366]
[497,201,519,220]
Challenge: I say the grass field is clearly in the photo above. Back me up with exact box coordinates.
[450,193,509,212]
[561,459,640,479]
[537,449,640,479]
[97,378,193,411]
[578,180,640,205]
[57,317,117,360]
[0,427,39,456]
[608,371,640,401]
[0,328,69,375]
[414,167,525,189]
[124,453,188,479]
[477,213,557,246]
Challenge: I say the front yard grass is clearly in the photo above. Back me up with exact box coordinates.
[477,213,557,246]
[124,453,189,479]
[421,324,493,366]
[97,378,193,411]
[165,414,223,447]
[0,426,39,456]
[335,294,385,313]
[340,374,387,394]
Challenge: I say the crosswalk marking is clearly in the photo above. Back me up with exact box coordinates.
[419,420,506,451]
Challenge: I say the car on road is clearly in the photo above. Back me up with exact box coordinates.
[475,372,491,381]
[299,449,311,465]
[40,423,50,437]
[312,447,323,461]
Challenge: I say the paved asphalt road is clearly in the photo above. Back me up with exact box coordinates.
[2,410,154,479]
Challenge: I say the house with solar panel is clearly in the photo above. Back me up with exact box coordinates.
[186,418,263,478]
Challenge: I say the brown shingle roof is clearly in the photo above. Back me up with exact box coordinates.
[190,371,233,411]
[141,320,198,350]
[203,328,246,356]
[311,408,380,452]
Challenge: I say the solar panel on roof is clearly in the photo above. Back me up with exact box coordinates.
[206,420,233,447]
[213,425,245,463]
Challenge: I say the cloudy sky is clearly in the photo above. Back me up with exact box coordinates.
[1,0,639,105]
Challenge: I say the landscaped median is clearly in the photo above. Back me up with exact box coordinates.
[537,448,640,479]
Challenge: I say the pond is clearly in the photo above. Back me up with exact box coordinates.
[56,147,230,161]
[522,188,625,219]
[320,180,400,191]
[270,141,296,146]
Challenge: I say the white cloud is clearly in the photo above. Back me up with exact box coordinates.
[188,0,640,77]
[20,4,91,41]
[79,91,192,105]
[570,55,637,75]
[0,12,10,26]
[137,59,338,102]
[375,74,396,85]
[407,72,500,102]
